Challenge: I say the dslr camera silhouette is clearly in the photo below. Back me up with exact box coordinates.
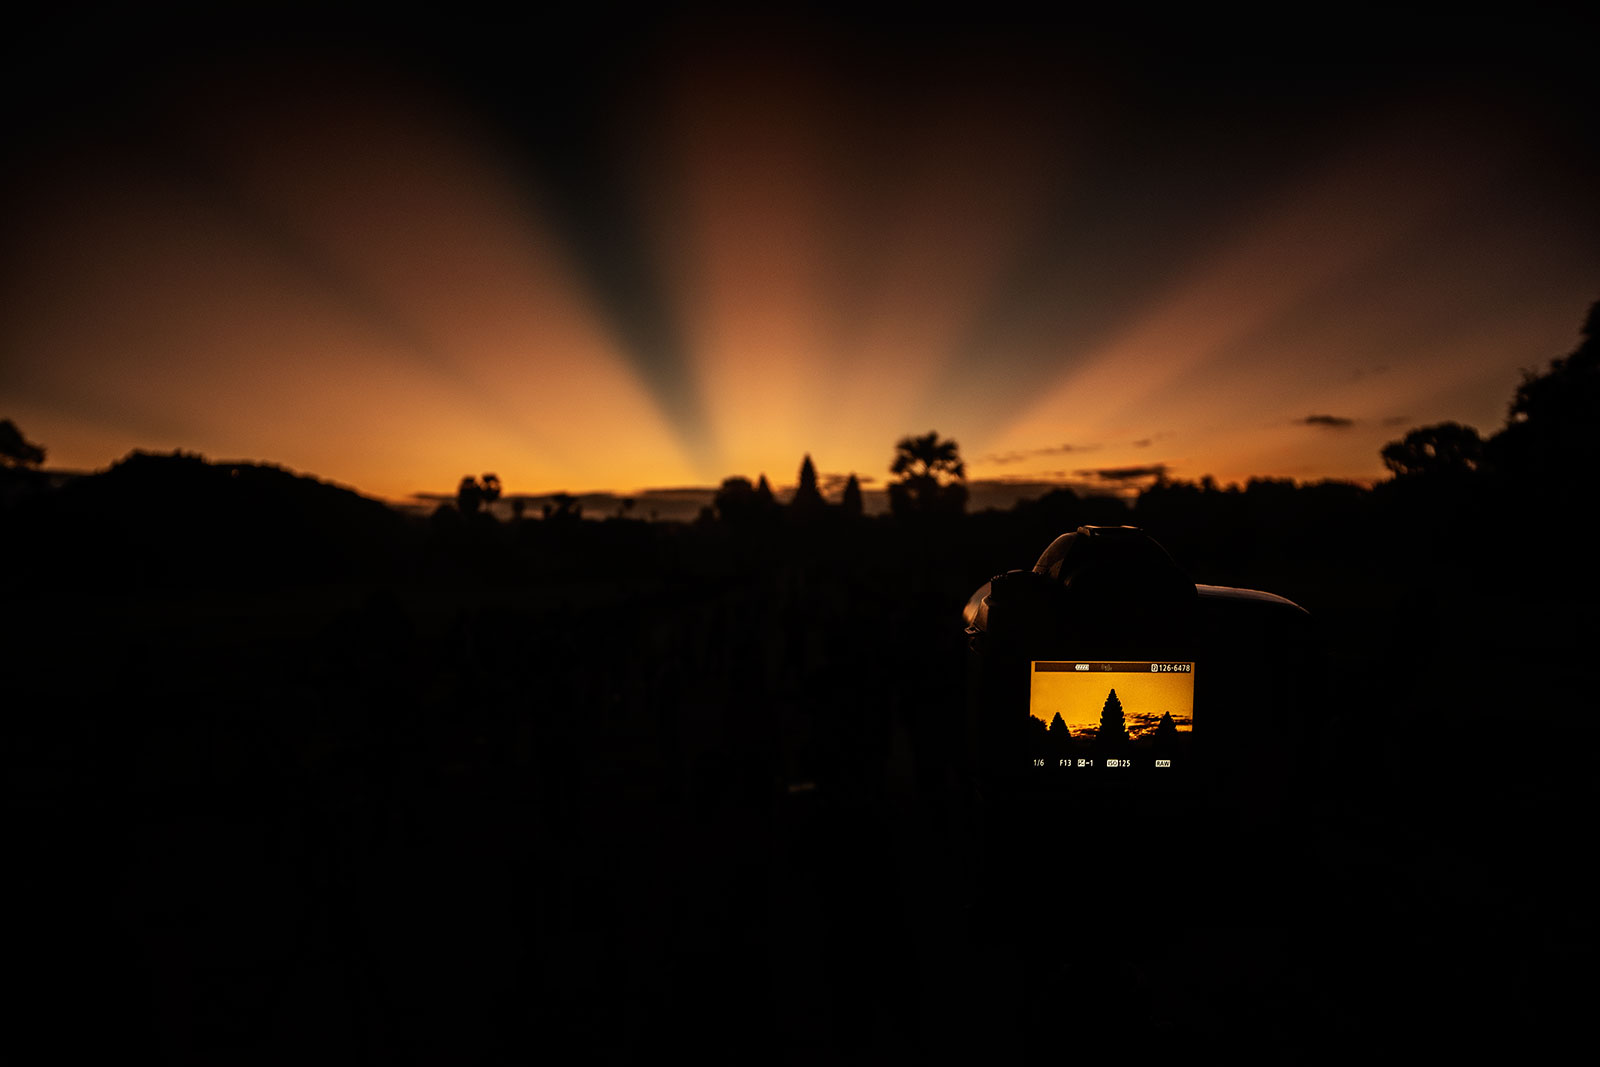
[963,525,1319,835]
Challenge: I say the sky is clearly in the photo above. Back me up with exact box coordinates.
[3,7,1597,505]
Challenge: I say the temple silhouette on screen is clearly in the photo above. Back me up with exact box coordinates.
[1026,660,1195,766]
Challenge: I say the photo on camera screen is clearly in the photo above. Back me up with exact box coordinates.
[1027,661,1195,769]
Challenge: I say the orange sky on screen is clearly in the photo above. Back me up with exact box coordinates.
[1029,666,1196,733]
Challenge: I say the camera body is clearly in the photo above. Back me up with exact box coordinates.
[961,526,1319,919]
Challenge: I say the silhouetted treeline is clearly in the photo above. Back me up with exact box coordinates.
[7,297,1594,598]
[0,441,1539,602]
[1,451,414,591]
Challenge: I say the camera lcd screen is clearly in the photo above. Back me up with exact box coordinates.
[1027,660,1195,771]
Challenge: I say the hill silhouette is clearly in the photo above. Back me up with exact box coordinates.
[4,450,409,592]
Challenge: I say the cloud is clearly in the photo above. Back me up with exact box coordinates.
[1382,414,1412,427]
[817,472,873,495]
[1301,414,1355,428]
[1075,464,1170,482]
[410,488,679,519]
[978,443,1099,466]
[1127,711,1165,736]
[548,488,716,522]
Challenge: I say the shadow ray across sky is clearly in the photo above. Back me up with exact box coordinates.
[3,7,1597,498]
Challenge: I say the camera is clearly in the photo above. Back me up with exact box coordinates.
[960,525,1320,918]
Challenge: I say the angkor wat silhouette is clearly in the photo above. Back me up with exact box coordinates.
[1030,688,1189,759]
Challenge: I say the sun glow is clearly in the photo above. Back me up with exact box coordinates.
[3,32,1594,503]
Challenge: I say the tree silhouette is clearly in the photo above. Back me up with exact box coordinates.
[1380,422,1484,479]
[1097,689,1128,746]
[1485,298,1600,485]
[1025,714,1048,751]
[457,475,485,514]
[891,430,964,483]
[888,430,967,517]
[0,419,47,503]
[543,492,581,522]
[714,476,757,525]
[0,419,46,468]
[454,474,502,516]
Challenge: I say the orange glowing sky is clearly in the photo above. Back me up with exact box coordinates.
[1029,666,1195,736]
[3,9,1596,504]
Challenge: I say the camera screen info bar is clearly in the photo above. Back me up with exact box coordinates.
[1034,661,1194,674]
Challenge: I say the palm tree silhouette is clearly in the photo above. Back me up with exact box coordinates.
[889,431,967,516]
[891,431,965,484]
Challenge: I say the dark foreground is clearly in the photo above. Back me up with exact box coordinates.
[5,496,1592,1063]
